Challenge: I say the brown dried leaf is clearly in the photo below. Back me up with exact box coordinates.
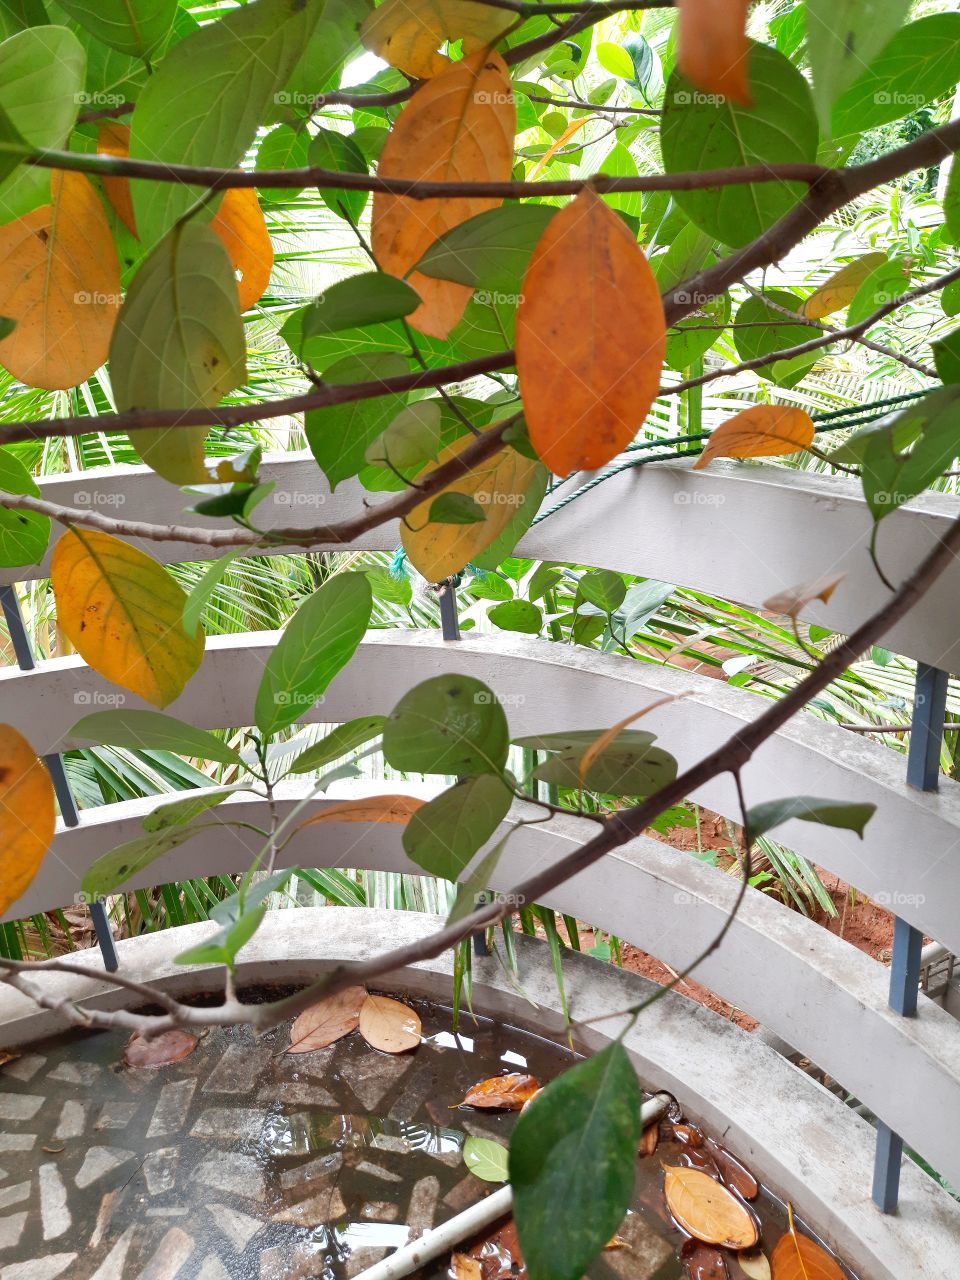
[663,1166,758,1250]
[451,1254,483,1280]
[460,1072,540,1110]
[359,994,422,1054]
[693,406,814,470]
[0,1050,21,1069]
[287,985,367,1054]
[123,1029,198,1069]
[638,1120,660,1158]
[672,1123,705,1148]
[704,1137,760,1201]
[681,1239,730,1279]
[738,1248,772,1280]
[763,574,845,620]
[770,1220,845,1280]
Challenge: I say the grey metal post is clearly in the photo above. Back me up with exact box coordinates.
[872,662,948,1211]
[0,585,118,972]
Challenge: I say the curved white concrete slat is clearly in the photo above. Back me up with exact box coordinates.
[0,909,957,1280]
[6,630,959,951]
[3,454,960,665]
[14,779,960,1191]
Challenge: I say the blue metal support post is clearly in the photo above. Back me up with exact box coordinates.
[872,661,948,1211]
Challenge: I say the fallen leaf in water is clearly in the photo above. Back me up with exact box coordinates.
[359,994,422,1053]
[664,1166,758,1250]
[520,1087,542,1113]
[676,1147,723,1179]
[450,1254,483,1280]
[738,1248,772,1279]
[639,1121,660,1157]
[0,1050,20,1068]
[465,1217,524,1280]
[123,1029,198,1068]
[681,1238,730,1278]
[704,1137,760,1201]
[672,1123,705,1147]
[460,1073,540,1110]
[42,1145,65,1154]
[287,985,367,1054]
[604,1234,629,1251]
[770,1215,844,1280]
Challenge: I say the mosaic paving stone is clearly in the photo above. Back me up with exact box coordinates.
[193,1150,265,1201]
[1,1057,44,1084]
[38,1164,70,1240]
[47,1062,100,1086]
[0,1097,42,1123]
[95,1102,139,1131]
[146,1080,196,1138]
[54,1100,86,1139]
[0,1187,28,1214]
[205,1203,264,1252]
[87,1226,136,1280]
[75,1147,137,1189]
[0,1214,26,1251]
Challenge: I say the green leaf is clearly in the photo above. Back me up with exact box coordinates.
[303,273,421,336]
[384,674,510,776]
[175,904,267,970]
[305,352,408,490]
[57,0,177,59]
[666,293,731,372]
[464,1136,509,1183]
[534,742,677,797]
[366,565,413,606]
[943,278,960,319]
[255,571,373,737]
[182,551,240,637]
[488,599,542,634]
[579,570,626,613]
[846,258,910,328]
[515,729,656,752]
[257,123,310,202]
[831,15,960,137]
[110,223,246,484]
[0,447,49,567]
[70,709,245,766]
[0,26,86,222]
[403,774,512,878]
[413,205,557,290]
[310,126,369,223]
[283,0,370,107]
[447,833,511,925]
[745,795,876,846]
[143,786,247,833]
[661,41,819,248]
[82,821,208,898]
[804,0,911,134]
[733,290,820,388]
[946,161,960,243]
[209,867,296,926]
[130,0,317,247]
[933,329,960,384]
[511,1043,641,1280]
[596,41,634,80]
[288,716,386,773]
[429,492,486,525]
[365,401,442,472]
[830,386,960,520]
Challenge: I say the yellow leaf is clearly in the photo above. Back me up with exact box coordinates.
[677,0,751,106]
[763,573,845,618]
[209,187,274,312]
[0,172,121,391]
[694,406,814,470]
[358,993,422,1053]
[97,122,138,237]
[739,1249,772,1280]
[771,1213,844,1280]
[361,0,514,78]
[300,795,426,827]
[51,529,204,708]
[0,726,55,917]
[401,436,542,581]
[372,50,515,338]
[516,188,666,475]
[530,117,591,179]
[663,1165,759,1250]
[800,252,887,320]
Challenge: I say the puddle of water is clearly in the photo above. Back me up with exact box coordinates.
[0,989,862,1280]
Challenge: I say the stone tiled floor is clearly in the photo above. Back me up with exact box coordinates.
[0,996,687,1279]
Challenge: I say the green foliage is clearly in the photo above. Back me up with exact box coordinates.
[305,353,409,489]
[0,446,48,566]
[70,710,244,766]
[403,774,513,877]
[384,674,510,776]
[57,0,176,59]
[745,796,877,846]
[733,290,820,388]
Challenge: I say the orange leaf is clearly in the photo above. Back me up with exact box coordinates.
[0,726,55,917]
[663,1165,758,1250]
[123,1029,198,1068]
[460,1073,541,1110]
[770,1218,844,1280]
[287,985,367,1053]
[677,0,751,106]
[530,117,591,178]
[450,1255,483,1280]
[0,172,121,390]
[578,693,689,787]
[763,573,845,619]
[299,796,425,828]
[516,188,666,474]
[358,994,422,1053]
[693,406,814,470]
[209,188,274,312]
[372,50,515,338]
[360,0,514,79]
[800,253,886,320]
[97,122,138,237]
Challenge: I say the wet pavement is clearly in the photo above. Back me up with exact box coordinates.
[0,994,857,1280]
